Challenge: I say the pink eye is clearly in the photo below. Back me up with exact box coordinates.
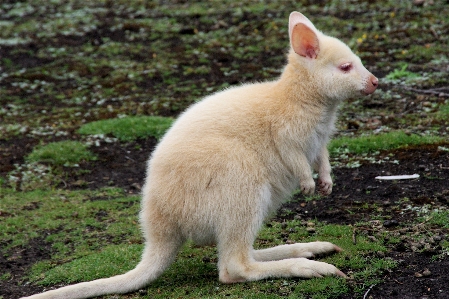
[339,63,352,72]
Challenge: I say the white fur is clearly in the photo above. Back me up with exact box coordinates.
[22,11,377,299]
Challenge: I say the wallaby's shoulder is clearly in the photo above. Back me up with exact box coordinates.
[174,79,287,126]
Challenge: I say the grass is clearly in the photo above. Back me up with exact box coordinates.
[26,140,97,166]
[329,131,443,155]
[385,63,421,82]
[426,210,449,229]
[78,116,174,141]
[0,187,395,298]
[436,103,449,120]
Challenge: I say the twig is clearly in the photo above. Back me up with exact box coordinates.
[352,228,357,245]
[354,217,432,233]
[125,156,136,162]
[429,87,449,91]
[429,26,440,40]
[394,279,403,285]
[389,217,433,233]
[363,284,376,299]
[60,179,67,188]
[401,86,449,97]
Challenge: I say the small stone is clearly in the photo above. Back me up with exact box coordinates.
[422,269,431,277]
[307,222,315,227]
[411,242,423,249]
[202,256,211,263]
[347,120,361,130]
[413,0,425,5]
[131,183,141,190]
[366,118,382,129]
[433,235,442,242]
[383,219,399,228]
[415,272,423,278]
[367,235,378,242]
[424,243,432,251]
[306,227,316,234]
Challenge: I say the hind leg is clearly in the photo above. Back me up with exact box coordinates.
[216,186,345,283]
[253,242,343,261]
[218,239,345,283]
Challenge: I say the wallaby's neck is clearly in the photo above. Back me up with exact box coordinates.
[276,51,328,108]
[272,51,341,132]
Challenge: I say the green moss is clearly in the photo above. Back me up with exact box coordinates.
[329,131,443,155]
[26,141,96,166]
[78,116,174,141]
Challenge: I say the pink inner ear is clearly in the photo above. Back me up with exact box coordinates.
[291,23,319,59]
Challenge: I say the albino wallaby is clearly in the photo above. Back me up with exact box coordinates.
[23,11,378,299]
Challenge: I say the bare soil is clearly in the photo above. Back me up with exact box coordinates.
[1,135,448,298]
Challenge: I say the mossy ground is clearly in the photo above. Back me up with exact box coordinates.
[1,1,448,298]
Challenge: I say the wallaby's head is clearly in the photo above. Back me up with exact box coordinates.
[288,12,378,101]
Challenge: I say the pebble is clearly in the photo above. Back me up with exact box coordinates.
[422,269,431,277]
[383,219,399,228]
[367,235,378,242]
[202,256,211,263]
[433,235,442,242]
[306,227,316,233]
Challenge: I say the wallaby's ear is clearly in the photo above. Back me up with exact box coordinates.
[289,11,320,59]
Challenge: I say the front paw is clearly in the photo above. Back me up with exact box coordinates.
[301,179,315,195]
[318,177,332,195]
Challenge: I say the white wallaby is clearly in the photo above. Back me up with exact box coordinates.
[23,11,378,299]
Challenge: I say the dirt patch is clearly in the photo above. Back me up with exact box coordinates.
[60,137,158,193]
[368,252,449,299]
[0,237,52,298]
[286,143,449,226]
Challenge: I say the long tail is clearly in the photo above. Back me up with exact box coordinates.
[21,242,180,299]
